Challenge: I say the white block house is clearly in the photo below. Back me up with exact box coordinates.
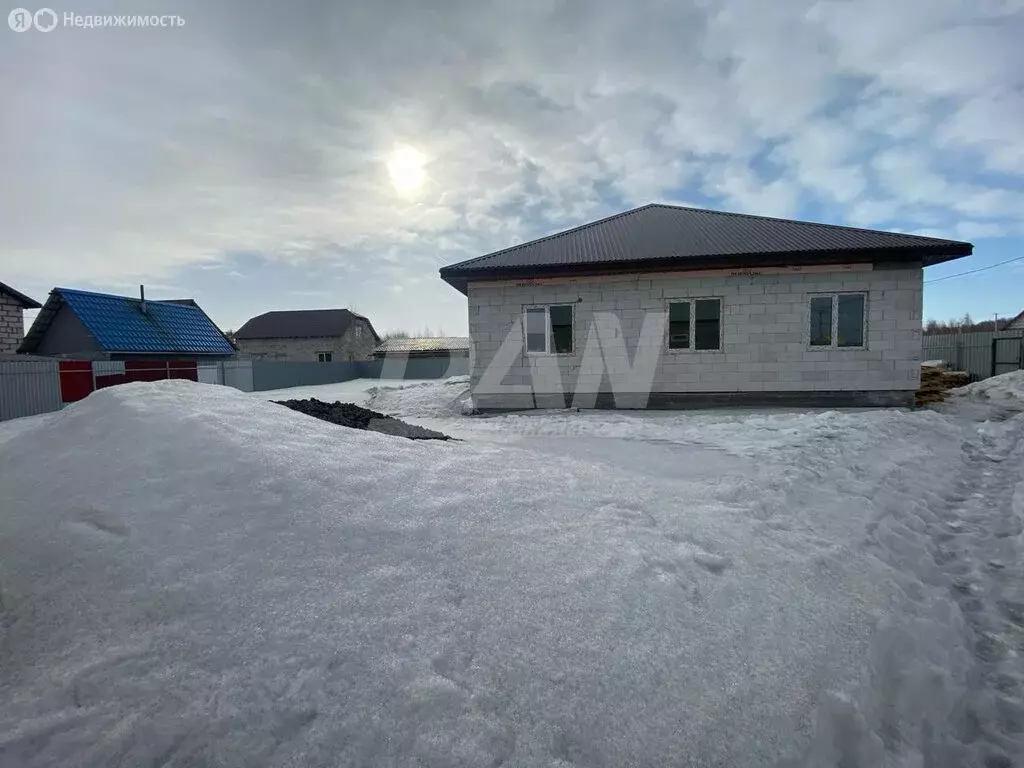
[440,204,974,410]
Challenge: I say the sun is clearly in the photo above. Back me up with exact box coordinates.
[387,145,427,195]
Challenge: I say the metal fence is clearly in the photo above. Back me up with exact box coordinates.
[0,355,472,422]
[0,360,63,422]
[197,360,256,391]
[201,356,470,393]
[922,330,1024,381]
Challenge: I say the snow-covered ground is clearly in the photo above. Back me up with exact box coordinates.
[1,375,1022,767]
[954,369,1024,404]
[255,377,443,408]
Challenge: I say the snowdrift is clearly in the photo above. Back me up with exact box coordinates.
[1,380,1022,767]
[366,375,472,417]
[953,368,1024,403]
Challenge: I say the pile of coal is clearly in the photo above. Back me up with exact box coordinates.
[273,399,451,441]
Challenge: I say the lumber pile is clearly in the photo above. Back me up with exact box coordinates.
[916,364,971,406]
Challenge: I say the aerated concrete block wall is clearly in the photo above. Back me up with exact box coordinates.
[0,293,27,354]
[235,326,377,362]
[467,265,923,409]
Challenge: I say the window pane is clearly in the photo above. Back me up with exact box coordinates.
[837,294,865,347]
[550,305,573,353]
[525,308,546,352]
[809,296,833,346]
[668,301,690,349]
[694,299,721,350]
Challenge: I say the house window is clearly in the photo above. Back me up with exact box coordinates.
[809,293,866,348]
[667,298,721,350]
[353,325,363,339]
[668,301,690,349]
[523,305,574,354]
[316,351,333,362]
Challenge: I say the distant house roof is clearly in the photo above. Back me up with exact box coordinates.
[372,336,470,356]
[0,281,42,309]
[235,309,379,342]
[440,203,974,293]
[19,288,236,356]
[1005,310,1024,330]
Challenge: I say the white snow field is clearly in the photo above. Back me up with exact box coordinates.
[1,376,1023,767]
[256,378,442,408]
[954,370,1024,404]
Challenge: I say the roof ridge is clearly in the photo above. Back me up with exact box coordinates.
[442,203,659,271]
[0,280,42,308]
[55,286,195,305]
[23,287,233,355]
[645,203,963,244]
[256,308,356,315]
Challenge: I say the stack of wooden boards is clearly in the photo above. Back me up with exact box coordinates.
[916,363,971,406]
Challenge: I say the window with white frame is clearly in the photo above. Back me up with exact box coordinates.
[523,305,574,354]
[316,351,333,362]
[667,298,722,350]
[809,293,866,348]
[353,325,363,339]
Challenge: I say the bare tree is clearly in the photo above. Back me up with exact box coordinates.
[923,315,1004,335]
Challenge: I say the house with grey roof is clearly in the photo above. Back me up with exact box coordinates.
[439,203,974,410]
[371,336,470,360]
[1,281,42,354]
[234,309,379,362]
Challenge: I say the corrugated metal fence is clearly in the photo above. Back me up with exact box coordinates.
[922,330,1024,381]
[0,360,63,422]
[244,356,469,391]
[196,361,255,391]
[0,356,471,422]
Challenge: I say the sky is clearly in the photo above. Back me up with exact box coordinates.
[2,0,1023,337]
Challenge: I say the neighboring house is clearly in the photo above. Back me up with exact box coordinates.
[19,287,236,361]
[439,203,973,410]
[234,309,379,362]
[0,281,42,354]
[1005,310,1024,331]
[371,336,470,360]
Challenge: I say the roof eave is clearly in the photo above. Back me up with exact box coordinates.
[439,244,973,294]
[17,291,62,353]
[106,349,235,356]
[0,281,43,309]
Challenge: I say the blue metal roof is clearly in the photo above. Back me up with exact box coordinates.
[55,288,235,354]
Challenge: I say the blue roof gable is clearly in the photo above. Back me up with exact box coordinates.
[54,288,234,355]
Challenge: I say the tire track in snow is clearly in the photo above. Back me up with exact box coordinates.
[932,411,1024,763]
[790,406,1024,768]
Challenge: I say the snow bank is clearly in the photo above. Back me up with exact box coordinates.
[953,369,1024,403]
[255,378,439,407]
[1,380,1021,767]
[365,375,471,417]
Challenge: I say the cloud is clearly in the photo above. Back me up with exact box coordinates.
[871,147,1024,219]
[1,0,1022,333]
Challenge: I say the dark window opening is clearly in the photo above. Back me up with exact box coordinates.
[550,305,573,354]
[837,294,865,347]
[524,305,573,354]
[809,296,833,347]
[668,301,690,349]
[810,293,866,348]
[694,299,721,350]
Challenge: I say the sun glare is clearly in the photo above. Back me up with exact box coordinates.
[387,145,427,194]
